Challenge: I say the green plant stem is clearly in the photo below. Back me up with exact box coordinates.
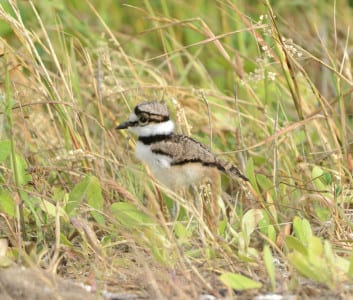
[4,54,27,242]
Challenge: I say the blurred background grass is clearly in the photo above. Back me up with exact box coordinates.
[0,0,353,298]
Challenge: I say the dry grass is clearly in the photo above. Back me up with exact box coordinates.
[0,0,352,299]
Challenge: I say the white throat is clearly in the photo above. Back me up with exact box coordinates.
[130,119,175,137]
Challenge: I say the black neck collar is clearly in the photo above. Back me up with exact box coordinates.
[138,134,172,145]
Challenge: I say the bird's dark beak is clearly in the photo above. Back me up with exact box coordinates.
[116,121,131,130]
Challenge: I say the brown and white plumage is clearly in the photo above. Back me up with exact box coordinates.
[116,101,248,190]
[144,134,248,181]
[116,101,251,232]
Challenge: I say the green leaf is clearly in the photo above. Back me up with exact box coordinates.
[66,175,105,224]
[39,199,68,220]
[174,222,190,240]
[60,233,73,247]
[0,140,11,163]
[322,240,350,278]
[21,194,44,242]
[288,251,330,284]
[0,189,16,217]
[293,217,312,245]
[285,236,307,255]
[267,225,276,243]
[256,174,273,193]
[263,245,276,291]
[311,166,326,191]
[66,176,91,215]
[111,202,151,229]
[287,252,319,281]
[14,153,32,186]
[241,209,264,241]
[219,272,262,291]
[86,176,105,225]
[315,207,330,221]
[312,165,324,179]
[307,236,323,262]
[218,219,227,236]
[321,172,332,185]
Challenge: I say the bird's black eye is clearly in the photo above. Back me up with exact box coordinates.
[139,116,148,125]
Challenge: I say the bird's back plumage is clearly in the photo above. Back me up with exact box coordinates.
[139,134,249,182]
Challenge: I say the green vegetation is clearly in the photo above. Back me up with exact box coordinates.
[0,0,352,298]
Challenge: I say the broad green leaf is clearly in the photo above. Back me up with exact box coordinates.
[241,209,264,240]
[263,245,275,291]
[66,176,91,215]
[288,252,330,284]
[312,165,332,186]
[86,176,105,225]
[219,272,262,291]
[267,225,276,243]
[301,218,313,243]
[312,165,324,179]
[258,212,276,243]
[293,217,312,245]
[0,189,15,217]
[174,222,190,240]
[149,241,169,265]
[256,174,273,193]
[111,202,151,229]
[321,172,332,185]
[315,207,330,221]
[66,176,105,225]
[218,219,227,236]
[287,252,320,281]
[21,194,44,242]
[323,240,349,277]
[285,236,307,255]
[238,245,259,262]
[323,240,335,266]
[39,199,68,220]
[13,153,32,186]
[258,210,270,233]
[0,140,11,163]
[307,236,323,262]
[312,166,326,191]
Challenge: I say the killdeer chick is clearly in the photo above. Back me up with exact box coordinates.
[116,101,249,231]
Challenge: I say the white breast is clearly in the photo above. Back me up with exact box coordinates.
[135,141,191,189]
[135,141,216,190]
[135,141,172,170]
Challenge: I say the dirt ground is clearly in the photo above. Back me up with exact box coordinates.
[0,266,101,300]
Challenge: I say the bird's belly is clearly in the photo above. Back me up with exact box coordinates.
[158,163,219,191]
[135,143,202,187]
[135,142,218,190]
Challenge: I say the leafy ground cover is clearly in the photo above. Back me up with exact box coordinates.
[0,0,352,299]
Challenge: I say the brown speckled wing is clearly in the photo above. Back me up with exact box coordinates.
[150,135,248,181]
[150,135,216,165]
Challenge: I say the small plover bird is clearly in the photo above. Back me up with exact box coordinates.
[116,101,249,230]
